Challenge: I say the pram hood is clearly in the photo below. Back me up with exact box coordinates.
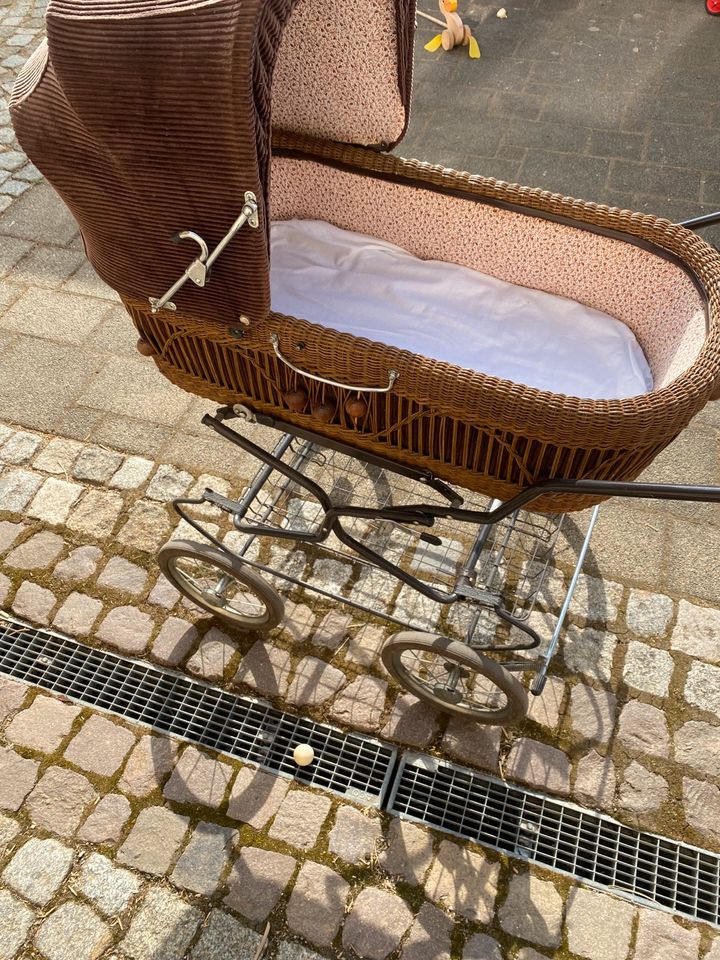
[10,0,416,327]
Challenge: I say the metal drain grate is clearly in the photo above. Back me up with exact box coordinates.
[388,754,720,927]
[0,616,396,806]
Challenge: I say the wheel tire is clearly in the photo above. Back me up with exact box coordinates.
[158,539,284,630]
[382,631,528,725]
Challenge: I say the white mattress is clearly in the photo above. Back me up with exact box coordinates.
[269,219,653,400]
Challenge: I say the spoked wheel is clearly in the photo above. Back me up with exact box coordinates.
[382,632,528,725]
[708,0,720,13]
[158,539,284,630]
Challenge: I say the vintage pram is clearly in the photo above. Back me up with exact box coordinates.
[10,0,720,725]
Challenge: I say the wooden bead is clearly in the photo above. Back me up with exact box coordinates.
[136,338,156,357]
[284,389,308,412]
[345,397,368,420]
[312,402,336,423]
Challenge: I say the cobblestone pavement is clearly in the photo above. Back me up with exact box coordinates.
[1,0,720,958]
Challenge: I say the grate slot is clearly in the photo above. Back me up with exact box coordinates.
[0,617,395,807]
[388,754,720,928]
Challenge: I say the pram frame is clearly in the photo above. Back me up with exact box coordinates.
[159,399,720,726]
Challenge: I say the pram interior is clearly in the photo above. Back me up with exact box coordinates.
[10,0,720,512]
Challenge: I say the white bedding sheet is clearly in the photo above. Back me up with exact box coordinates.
[269,219,653,399]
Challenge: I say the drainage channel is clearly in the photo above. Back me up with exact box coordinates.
[0,616,395,807]
[1,615,719,929]
[388,753,720,928]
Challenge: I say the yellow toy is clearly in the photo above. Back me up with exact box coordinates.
[424,0,480,58]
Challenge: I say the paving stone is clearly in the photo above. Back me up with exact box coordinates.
[671,600,720,662]
[441,717,501,771]
[171,821,236,896]
[11,580,56,624]
[190,910,261,960]
[625,589,674,637]
[2,837,74,905]
[401,902,453,960]
[0,571,9,606]
[186,627,238,681]
[64,715,136,777]
[147,575,181,609]
[674,721,720,776]
[526,675,565,729]
[0,519,23,554]
[27,765,97,837]
[342,886,414,960]
[285,655,347,707]
[381,693,440,747]
[425,840,499,923]
[633,907,701,960]
[79,794,132,845]
[329,674,387,730]
[146,464,193,502]
[281,600,316,644]
[72,446,123,483]
[0,813,21,854]
[117,807,190,876]
[0,430,41,465]
[328,806,382,864]
[562,627,615,684]
[53,592,103,636]
[286,860,349,947]
[617,700,670,758]
[0,468,42,511]
[224,846,296,921]
[462,933,502,960]
[96,606,154,654]
[0,676,27,722]
[6,529,64,570]
[33,437,83,475]
[34,901,111,960]
[78,852,141,916]
[565,886,635,960]
[234,640,292,697]
[685,661,720,715]
[117,500,172,552]
[97,556,148,596]
[0,888,35,959]
[269,790,332,850]
[109,455,154,490]
[498,872,563,948]
[118,735,179,798]
[0,745,39,811]
[381,817,434,885]
[67,489,124,537]
[568,684,616,744]
[275,944,325,960]
[227,766,290,829]
[163,746,233,808]
[151,616,197,665]
[313,611,352,650]
[27,476,84,525]
[704,940,720,960]
[6,695,80,753]
[346,624,386,667]
[505,738,571,796]
[53,545,103,582]
[623,641,674,698]
[120,887,203,960]
[574,750,616,810]
[618,760,668,815]
[683,778,720,845]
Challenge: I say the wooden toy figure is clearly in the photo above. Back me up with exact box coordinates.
[424,0,480,58]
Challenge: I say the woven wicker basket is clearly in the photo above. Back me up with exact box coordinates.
[11,0,720,512]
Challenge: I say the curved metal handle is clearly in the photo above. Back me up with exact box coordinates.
[269,334,399,393]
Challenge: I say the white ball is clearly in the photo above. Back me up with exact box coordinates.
[293,743,315,767]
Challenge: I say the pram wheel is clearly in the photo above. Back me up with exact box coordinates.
[158,539,284,630]
[382,632,527,724]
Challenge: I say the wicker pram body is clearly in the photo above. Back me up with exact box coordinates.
[11,0,720,512]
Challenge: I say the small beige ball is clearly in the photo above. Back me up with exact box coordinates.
[293,743,315,767]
